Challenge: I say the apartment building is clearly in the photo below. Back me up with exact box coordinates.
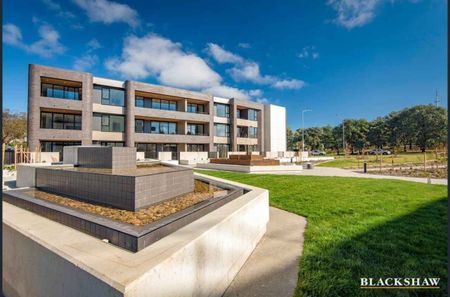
[27,64,286,160]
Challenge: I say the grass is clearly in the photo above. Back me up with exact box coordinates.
[196,170,448,297]
[317,152,447,169]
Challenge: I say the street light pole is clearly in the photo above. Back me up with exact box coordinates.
[301,109,312,152]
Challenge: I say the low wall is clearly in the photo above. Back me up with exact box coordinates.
[179,152,208,164]
[198,163,303,173]
[3,174,269,297]
[158,152,172,161]
[29,152,60,163]
[136,152,145,161]
[226,151,259,158]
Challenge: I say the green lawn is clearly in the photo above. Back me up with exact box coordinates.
[317,152,447,169]
[196,170,448,297]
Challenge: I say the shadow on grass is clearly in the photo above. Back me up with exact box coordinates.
[296,198,448,297]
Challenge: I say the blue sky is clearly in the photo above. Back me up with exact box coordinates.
[3,0,447,129]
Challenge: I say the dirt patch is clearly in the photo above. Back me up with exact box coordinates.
[25,180,227,226]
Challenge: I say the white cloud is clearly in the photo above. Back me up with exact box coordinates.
[106,34,222,89]
[42,0,76,19]
[272,79,306,89]
[106,34,267,101]
[74,0,139,27]
[87,38,101,50]
[3,23,65,58]
[206,43,305,90]
[42,0,61,10]
[238,42,251,49]
[256,98,269,104]
[203,85,253,100]
[298,46,319,59]
[73,54,98,70]
[327,0,380,29]
[249,89,263,97]
[3,24,22,46]
[206,43,244,64]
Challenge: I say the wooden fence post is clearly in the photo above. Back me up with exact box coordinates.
[2,143,5,168]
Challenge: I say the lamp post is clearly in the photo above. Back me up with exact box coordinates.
[301,109,312,152]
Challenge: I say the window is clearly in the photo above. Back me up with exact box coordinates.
[93,113,125,132]
[93,85,125,106]
[40,112,81,130]
[187,123,205,135]
[214,124,230,137]
[248,109,258,121]
[187,144,206,152]
[135,96,144,107]
[236,109,241,119]
[187,103,206,114]
[92,141,124,147]
[135,120,177,134]
[41,81,81,100]
[135,143,178,160]
[135,120,144,133]
[135,96,177,111]
[214,103,230,118]
[237,126,247,138]
[249,127,258,138]
[40,141,82,160]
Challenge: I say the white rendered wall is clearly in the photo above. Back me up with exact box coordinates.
[264,104,287,153]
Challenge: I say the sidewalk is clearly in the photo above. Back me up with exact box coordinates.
[252,166,447,185]
[223,207,307,297]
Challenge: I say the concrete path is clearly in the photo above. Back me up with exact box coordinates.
[252,166,447,185]
[223,207,307,297]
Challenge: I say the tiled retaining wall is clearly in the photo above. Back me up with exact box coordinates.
[35,167,194,211]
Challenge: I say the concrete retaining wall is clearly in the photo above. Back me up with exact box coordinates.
[3,174,269,297]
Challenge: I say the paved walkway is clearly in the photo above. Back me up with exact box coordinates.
[252,166,447,185]
[223,207,307,297]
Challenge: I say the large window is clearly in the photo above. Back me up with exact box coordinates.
[187,103,206,114]
[249,127,258,138]
[93,85,125,106]
[93,113,125,132]
[214,123,230,137]
[41,141,82,160]
[41,82,81,100]
[135,120,177,134]
[187,123,205,135]
[248,109,258,121]
[135,96,177,111]
[92,141,124,147]
[187,144,206,152]
[40,112,81,130]
[136,143,178,160]
[214,103,230,118]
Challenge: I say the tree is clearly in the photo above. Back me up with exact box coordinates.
[304,127,323,150]
[321,125,335,151]
[368,117,389,149]
[408,105,447,152]
[332,125,344,155]
[344,119,369,154]
[286,127,296,151]
[2,110,27,145]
